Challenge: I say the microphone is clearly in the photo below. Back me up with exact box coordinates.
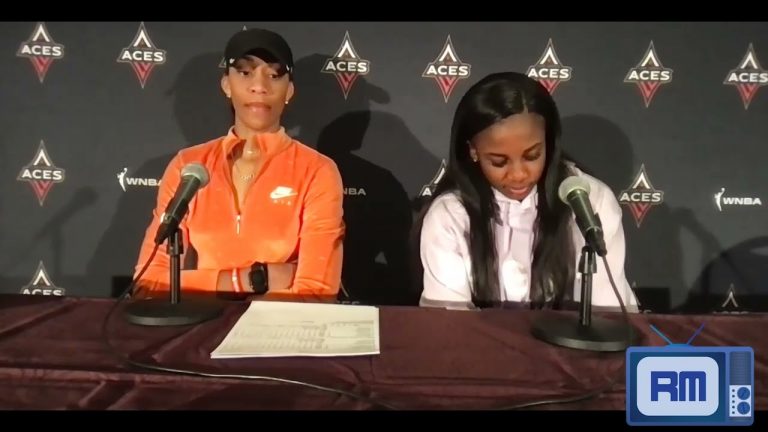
[154,163,209,245]
[124,161,222,327]
[558,176,607,257]
[529,175,635,352]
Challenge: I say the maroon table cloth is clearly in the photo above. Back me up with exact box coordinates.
[0,294,765,410]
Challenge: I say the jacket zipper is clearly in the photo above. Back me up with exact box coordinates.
[226,141,272,236]
[223,153,243,236]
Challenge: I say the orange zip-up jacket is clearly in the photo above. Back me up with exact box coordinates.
[133,127,345,297]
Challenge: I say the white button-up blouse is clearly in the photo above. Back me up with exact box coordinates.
[419,167,639,310]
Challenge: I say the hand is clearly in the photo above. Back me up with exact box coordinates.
[264,262,297,293]
[216,263,298,298]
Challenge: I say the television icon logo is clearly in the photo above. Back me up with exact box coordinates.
[627,324,754,426]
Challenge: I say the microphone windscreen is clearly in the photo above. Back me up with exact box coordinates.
[181,162,210,187]
[558,175,590,204]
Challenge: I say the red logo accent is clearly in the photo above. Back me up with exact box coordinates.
[322,32,370,99]
[723,44,768,110]
[526,39,572,94]
[422,36,472,102]
[618,164,664,228]
[16,140,66,206]
[16,22,64,83]
[117,22,167,88]
[624,41,673,108]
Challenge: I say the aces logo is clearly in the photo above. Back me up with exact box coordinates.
[17,140,66,206]
[419,160,447,197]
[526,39,572,94]
[322,32,370,99]
[16,22,64,83]
[618,164,664,228]
[422,36,471,102]
[20,262,65,296]
[624,42,673,107]
[720,284,741,312]
[117,22,167,88]
[724,43,767,110]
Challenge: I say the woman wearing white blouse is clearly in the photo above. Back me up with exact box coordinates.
[417,72,639,311]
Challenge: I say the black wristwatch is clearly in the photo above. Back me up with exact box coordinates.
[249,262,269,294]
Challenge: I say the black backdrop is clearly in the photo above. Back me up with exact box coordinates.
[3,21,768,313]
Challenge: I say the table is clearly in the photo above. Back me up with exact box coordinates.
[0,295,765,411]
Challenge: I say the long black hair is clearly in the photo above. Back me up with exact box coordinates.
[418,71,575,308]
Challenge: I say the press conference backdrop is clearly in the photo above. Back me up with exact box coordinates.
[2,21,767,313]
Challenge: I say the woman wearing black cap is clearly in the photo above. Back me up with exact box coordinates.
[133,28,346,302]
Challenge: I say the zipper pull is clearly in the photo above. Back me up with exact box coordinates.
[236,214,241,235]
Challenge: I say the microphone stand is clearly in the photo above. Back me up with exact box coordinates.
[530,245,635,351]
[123,226,223,326]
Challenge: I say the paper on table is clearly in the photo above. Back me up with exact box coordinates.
[210,301,380,358]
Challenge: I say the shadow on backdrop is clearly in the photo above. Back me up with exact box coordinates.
[559,114,695,313]
[85,155,173,298]
[0,123,6,257]
[0,187,97,297]
[683,236,768,313]
[42,188,99,282]
[2,187,97,277]
[86,52,231,298]
[283,53,429,306]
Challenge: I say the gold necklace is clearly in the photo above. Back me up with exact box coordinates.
[234,161,255,181]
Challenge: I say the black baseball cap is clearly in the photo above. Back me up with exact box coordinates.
[224,28,294,77]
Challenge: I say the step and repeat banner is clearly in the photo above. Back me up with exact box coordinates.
[1,21,767,313]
